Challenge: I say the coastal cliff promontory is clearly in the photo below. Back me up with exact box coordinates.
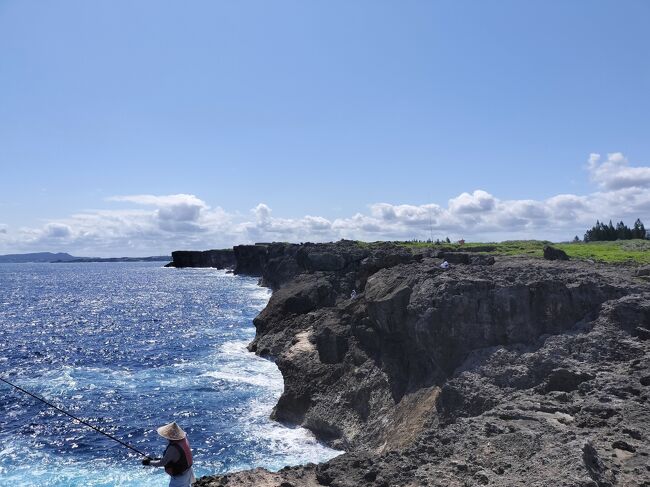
[166,249,236,269]
[193,241,650,486]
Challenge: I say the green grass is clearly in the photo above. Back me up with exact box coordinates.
[397,239,650,264]
[556,240,650,264]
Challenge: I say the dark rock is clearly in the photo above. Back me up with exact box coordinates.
[543,245,569,260]
[168,249,236,268]
[438,252,495,266]
[611,440,636,452]
[194,241,650,487]
[233,244,269,276]
[234,243,303,289]
[439,251,471,264]
[541,368,595,393]
[316,467,333,485]
[471,254,496,265]
[582,442,615,486]
[635,266,650,277]
[475,470,490,484]
[635,326,650,340]
[362,469,377,481]
[298,250,347,271]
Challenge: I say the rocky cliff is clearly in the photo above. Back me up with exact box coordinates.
[195,241,650,487]
[166,249,236,269]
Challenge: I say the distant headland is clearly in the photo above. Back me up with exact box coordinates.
[0,252,171,263]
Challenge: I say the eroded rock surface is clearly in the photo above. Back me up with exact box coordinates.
[195,242,650,487]
[167,249,236,269]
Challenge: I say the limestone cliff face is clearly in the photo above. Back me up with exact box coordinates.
[234,243,302,289]
[196,242,650,487]
[167,249,236,269]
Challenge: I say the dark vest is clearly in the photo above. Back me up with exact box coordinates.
[164,438,193,476]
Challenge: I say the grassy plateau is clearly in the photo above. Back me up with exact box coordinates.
[396,239,650,265]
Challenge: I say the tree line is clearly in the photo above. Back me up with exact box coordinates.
[582,219,647,242]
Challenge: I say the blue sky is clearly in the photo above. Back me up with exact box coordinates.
[1,0,649,255]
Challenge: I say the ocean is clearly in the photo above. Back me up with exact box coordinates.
[0,262,340,486]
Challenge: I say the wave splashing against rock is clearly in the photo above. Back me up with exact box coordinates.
[0,262,340,486]
[196,241,650,487]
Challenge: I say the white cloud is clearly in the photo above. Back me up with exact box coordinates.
[110,193,209,229]
[304,215,332,232]
[588,152,650,190]
[448,190,496,214]
[44,223,72,238]
[106,193,228,234]
[108,194,208,208]
[370,203,441,225]
[506,200,548,220]
[253,203,272,223]
[1,153,648,256]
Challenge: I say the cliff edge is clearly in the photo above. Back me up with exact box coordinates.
[195,241,650,487]
[166,249,236,269]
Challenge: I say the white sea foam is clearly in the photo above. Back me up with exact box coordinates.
[218,339,256,356]
[200,339,282,390]
[243,397,343,469]
[0,263,340,486]
[201,370,279,388]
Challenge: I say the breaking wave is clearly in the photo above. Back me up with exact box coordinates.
[0,263,340,486]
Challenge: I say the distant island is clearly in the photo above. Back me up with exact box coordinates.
[0,252,171,263]
[0,252,77,263]
[56,256,171,263]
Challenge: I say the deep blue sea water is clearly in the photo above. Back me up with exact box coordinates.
[0,262,340,486]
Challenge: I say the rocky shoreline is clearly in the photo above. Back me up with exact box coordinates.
[187,241,650,487]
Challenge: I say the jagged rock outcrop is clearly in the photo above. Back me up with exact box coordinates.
[234,243,303,290]
[635,265,650,278]
[195,242,650,487]
[543,245,569,261]
[166,249,236,268]
[233,244,271,276]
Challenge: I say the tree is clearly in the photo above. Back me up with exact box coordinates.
[573,235,580,243]
[606,220,616,240]
[583,219,645,242]
[615,221,633,240]
[445,237,451,243]
[633,219,646,239]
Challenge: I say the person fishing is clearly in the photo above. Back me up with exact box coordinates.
[142,421,196,487]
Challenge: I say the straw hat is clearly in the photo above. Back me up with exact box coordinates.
[157,422,186,441]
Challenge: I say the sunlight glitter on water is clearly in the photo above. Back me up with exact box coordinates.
[0,263,340,486]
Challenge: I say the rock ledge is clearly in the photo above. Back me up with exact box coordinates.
[195,242,650,487]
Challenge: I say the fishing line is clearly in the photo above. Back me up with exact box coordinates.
[0,376,152,459]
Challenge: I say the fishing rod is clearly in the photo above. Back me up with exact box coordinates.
[0,376,153,460]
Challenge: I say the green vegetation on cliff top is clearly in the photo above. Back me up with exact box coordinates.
[396,239,650,264]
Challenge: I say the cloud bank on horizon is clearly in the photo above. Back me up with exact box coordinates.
[1,153,648,256]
